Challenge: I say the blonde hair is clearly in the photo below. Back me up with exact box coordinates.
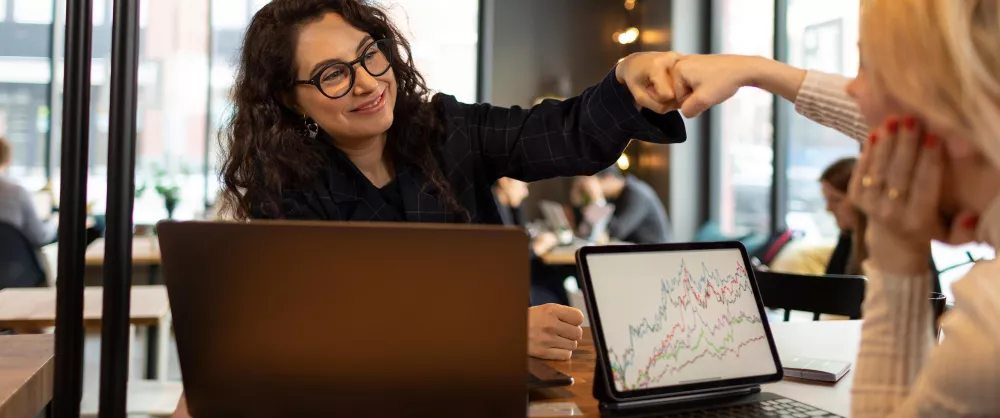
[860,0,1000,167]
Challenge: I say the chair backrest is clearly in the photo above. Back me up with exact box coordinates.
[754,271,866,321]
[0,222,47,291]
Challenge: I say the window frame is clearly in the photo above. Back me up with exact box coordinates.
[707,0,777,237]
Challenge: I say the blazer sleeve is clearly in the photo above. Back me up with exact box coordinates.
[437,67,686,183]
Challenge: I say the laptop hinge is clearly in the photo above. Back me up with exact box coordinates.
[600,385,761,412]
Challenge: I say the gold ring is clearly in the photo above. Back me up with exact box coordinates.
[887,188,902,200]
[862,175,875,187]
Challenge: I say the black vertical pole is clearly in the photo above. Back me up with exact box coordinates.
[204,0,215,210]
[53,0,93,415]
[98,0,141,416]
[770,0,789,235]
[475,0,486,103]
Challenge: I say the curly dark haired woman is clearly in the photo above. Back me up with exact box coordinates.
[176,0,685,411]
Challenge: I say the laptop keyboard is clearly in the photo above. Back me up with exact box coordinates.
[659,398,842,417]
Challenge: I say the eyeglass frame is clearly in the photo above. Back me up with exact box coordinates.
[294,38,394,99]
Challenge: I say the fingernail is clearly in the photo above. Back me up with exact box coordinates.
[869,132,878,145]
[904,116,917,130]
[962,215,980,230]
[924,134,938,148]
[887,118,899,134]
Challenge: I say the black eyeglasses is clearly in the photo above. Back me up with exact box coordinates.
[295,39,394,99]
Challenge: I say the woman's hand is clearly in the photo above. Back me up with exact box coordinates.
[579,177,605,206]
[616,51,683,114]
[496,177,529,208]
[570,176,605,207]
[670,54,806,118]
[528,303,585,360]
[532,231,559,256]
[848,117,977,275]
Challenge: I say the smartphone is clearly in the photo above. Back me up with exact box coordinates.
[527,357,574,389]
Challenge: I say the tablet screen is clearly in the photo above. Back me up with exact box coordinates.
[585,247,777,392]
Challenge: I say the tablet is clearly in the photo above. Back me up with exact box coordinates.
[576,242,783,403]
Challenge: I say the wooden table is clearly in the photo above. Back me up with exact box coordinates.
[0,286,172,380]
[540,246,581,265]
[42,236,163,284]
[533,321,861,417]
[0,335,54,418]
[85,236,161,266]
[81,236,163,287]
[540,240,631,266]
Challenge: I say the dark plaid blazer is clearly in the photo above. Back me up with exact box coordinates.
[267,69,686,224]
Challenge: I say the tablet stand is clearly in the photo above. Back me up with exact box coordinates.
[592,366,760,416]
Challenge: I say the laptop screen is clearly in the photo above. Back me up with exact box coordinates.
[585,247,778,393]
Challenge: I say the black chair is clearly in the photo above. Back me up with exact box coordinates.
[754,271,867,321]
[0,222,48,291]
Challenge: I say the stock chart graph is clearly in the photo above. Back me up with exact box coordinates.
[586,249,777,392]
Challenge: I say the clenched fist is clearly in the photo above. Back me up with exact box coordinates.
[528,303,585,360]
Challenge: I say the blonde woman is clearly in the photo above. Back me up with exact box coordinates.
[671,0,1000,415]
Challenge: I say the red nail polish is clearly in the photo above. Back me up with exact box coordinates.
[869,132,878,145]
[961,215,980,230]
[924,134,938,148]
[887,118,899,134]
[904,116,917,130]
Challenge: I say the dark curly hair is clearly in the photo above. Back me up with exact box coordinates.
[220,0,462,220]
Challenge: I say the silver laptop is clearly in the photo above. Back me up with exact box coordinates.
[539,200,572,232]
[157,220,530,417]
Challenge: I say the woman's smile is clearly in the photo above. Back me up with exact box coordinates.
[350,87,387,115]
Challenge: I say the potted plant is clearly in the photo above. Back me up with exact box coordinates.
[156,183,181,219]
[136,166,184,220]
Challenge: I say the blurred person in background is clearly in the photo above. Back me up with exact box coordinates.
[492,176,529,227]
[819,157,867,276]
[571,165,671,244]
[492,177,565,306]
[0,136,57,247]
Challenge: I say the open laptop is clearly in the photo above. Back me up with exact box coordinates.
[539,199,615,245]
[575,241,843,417]
[157,220,532,417]
[538,200,571,231]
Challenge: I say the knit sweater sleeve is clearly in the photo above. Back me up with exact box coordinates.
[793,70,869,143]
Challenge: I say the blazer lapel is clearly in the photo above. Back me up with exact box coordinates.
[296,147,357,221]
[348,180,400,222]
[297,139,384,222]
[304,131,411,222]
[396,162,451,223]
[324,145,401,222]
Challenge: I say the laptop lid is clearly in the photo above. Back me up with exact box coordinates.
[539,200,571,231]
[576,241,783,404]
[157,220,530,417]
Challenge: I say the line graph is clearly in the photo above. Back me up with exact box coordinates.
[586,249,777,392]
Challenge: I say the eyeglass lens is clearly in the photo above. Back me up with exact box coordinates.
[319,40,392,98]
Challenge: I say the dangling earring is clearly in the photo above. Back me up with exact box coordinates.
[303,115,319,139]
